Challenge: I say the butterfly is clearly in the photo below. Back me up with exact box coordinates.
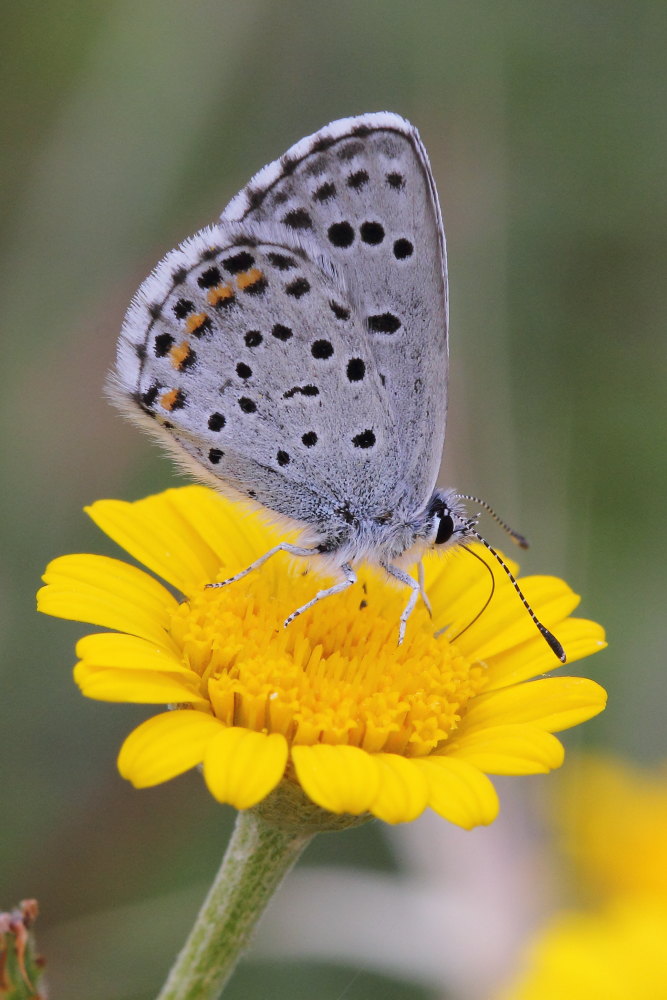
[112,112,564,660]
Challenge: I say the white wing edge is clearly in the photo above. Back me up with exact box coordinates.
[222,111,419,220]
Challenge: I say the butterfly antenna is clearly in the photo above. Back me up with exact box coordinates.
[467,528,566,663]
[456,494,530,549]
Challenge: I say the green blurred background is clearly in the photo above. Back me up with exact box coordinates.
[2,2,665,997]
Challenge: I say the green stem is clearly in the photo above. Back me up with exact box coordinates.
[156,809,312,1000]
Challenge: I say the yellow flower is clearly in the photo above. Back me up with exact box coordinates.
[497,756,667,999]
[498,898,667,1000]
[37,486,606,828]
[558,755,667,899]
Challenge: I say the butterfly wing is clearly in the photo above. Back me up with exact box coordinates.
[113,222,399,533]
[113,113,448,546]
[222,112,449,511]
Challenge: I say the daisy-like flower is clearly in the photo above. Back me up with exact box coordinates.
[497,755,667,1000]
[38,485,606,830]
[558,755,667,899]
[497,898,667,1000]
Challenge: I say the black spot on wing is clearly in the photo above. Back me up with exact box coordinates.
[141,384,160,408]
[313,181,336,202]
[360,221,385,245]
[367,313,401,334]
[173,298,194,319]
[283,208,312,230]
[154,333,174,357]
[223,251,255,274]
[386,172,405,189]
[393,238,413,260]
[338,141,363,161]
[208,412,226,431]
[267,252,296,271]
[312,135,335,153]
[281,155,297,176]
[330,301,350,321]
[347,169,369,189]
[285,277,310,298]
[246,189,265,211]
[198,266,221,288]
[352,429,376,449]
[283,385,319,399]
[312,339,333,359]
[346,358,365,381]
[328,222,354,248]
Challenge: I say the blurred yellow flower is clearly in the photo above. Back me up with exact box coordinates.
[559,755,667,899]
[498,755,667,999]
[498,897,667,1000]
[38,485,606,828]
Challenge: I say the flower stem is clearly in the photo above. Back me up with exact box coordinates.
[156,809,312,1000]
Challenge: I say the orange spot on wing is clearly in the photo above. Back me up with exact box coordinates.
[169,341,191,370]
[207,284,235,305]
[236,268,264,290]
[186,312,210,334]
[160,388,180,411]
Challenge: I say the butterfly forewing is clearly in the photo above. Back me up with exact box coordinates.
[115,112,448,541]
[222,112,449,511]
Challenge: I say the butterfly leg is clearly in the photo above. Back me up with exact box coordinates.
[417,561,432,618]
[207,543,319,590]
[381,562,422,645]
[284,562,357,627]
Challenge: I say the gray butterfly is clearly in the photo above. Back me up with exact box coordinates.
[113,112,564,659]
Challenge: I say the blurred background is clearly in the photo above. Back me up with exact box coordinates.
[2,2,665,997]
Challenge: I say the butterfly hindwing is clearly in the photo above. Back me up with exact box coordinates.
[114,224,398,525]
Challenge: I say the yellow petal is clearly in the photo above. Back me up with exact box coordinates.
[425,545,519,622]
[448,724,565,774]
[118,709,223,786]
[38,554,178,649]
[414,756,499,829]
[85,490,224,594]
[484,617,607,690]
[76,633,192,675]
[291,744,381,815]
[165,486,283,579]
[459,677,608,735]
[204,727,288,808]
[454,576,580,661]
[369,754,429,824]
[73,663,207,704]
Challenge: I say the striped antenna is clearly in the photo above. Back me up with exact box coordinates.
[466,527,566,663]
[456,494,530,549]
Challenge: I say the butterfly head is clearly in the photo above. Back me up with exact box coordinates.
[423,489,477,551]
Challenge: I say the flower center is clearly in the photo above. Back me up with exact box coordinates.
[170,564,487,757]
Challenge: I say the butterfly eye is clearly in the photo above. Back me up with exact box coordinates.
[434,511,454,546]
